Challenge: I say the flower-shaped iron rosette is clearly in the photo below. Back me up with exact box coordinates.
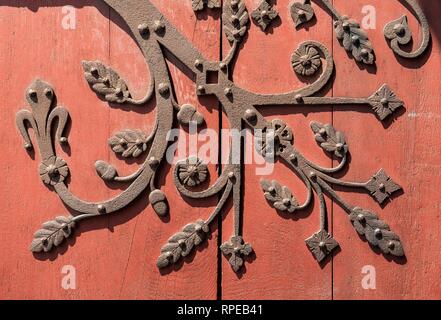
[39,156,69,186]
[176,157,209,187]
[291,44,322,76]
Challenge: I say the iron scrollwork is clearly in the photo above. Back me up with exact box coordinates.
[14,0,431,272]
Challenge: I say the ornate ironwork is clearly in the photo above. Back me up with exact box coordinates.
[14,0,431,273]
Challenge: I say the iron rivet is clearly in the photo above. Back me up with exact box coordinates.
[90,67,99,77]
[194,59,203,69]
[381,98,389,106]
[379,183,386,191]
[166,252,173,259]
[219,62,227,70]
[357,214,365,222]
[374,228,382,238]
[28,89,37,98]
[244,109,257,122]
[231,15,239,24]
[351,35,360,44]
[178,239,186,247]
[149,157,159,167]
[138,23,149,36]
[289,154,296,161]
[231,0,239,8]
[319,128,326,136]
[268,186,275,193]
[24,143,33,150]
[154,20,165,33]
[60,137,68,144]
[361,48,369,57]
[319,241,326,249]
[197,85,205,95]
[97,204,106,213]
[103,78,110,86]
[342,21,350,31]
[195,224,202,232]
[388,241,395,250]
[233,247,241,254]
[261,10,268,18]
[295,94,303,103]
[393,23,405,35]
[44,88,53,97]
[309,171,316,179]
[283,198,291,206]
[297,10,306,18]
[228,172,235,179]
[158,83,169,96]
[336,143,344,151]
[224,87,232,96]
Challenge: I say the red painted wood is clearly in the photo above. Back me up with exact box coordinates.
[0,0,440,300]
[332,0,441,300]
[0,0,220,299]
[221,0,334,300]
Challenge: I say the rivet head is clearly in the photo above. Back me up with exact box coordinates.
[228,172,235,179]
[149,157,159,167]
[357,213,365,222]
[195,224,202,232]
[361,48,369,57]
[47,164,59,177]
[289,154,297,161]
[319,128,326,136]
[388,241,395,250]
[319,241,326,249]
[59,137,68,144]
[224,87,232,96]
[97,204,106,213]
[268,186,275,193]
[233,247,241,254]
[219,62,227,70]
[231,15,239,23]
[283,198,291,206]
[309,171,316,179]
[44,88,53,98]
[374,228,382,238]
[379,183,386,191]
[231,0,239,8]
[351,35,360,44]
[194,59,203,69]
[393,23,405,35]
[154,20,165,33]
[261,10,268,17]
[381,98,389,106]
[28,89,37,98]
[90,67,98,75]
[295,94,303,103]
[196,85,205,95]
[178,239,186,247]
[297,10,306,18]
[244,109,257,122]
[24,143,33,150]
[342,21,350,31]
[158,83,169,96]
[138,23,149,36]
[336,143,344,151]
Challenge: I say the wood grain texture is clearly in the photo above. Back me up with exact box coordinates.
[220,0,334,300]
[0,0,220,299]
[332,0,441,299]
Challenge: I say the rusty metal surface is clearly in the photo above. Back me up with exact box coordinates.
[14,0,431,272]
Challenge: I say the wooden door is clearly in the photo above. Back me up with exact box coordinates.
[0,0,439,300]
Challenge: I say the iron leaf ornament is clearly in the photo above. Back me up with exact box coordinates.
[14,0,431,272]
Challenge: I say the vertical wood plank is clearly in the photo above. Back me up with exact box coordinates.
[332,0,441,299]
[221,0,334,299]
